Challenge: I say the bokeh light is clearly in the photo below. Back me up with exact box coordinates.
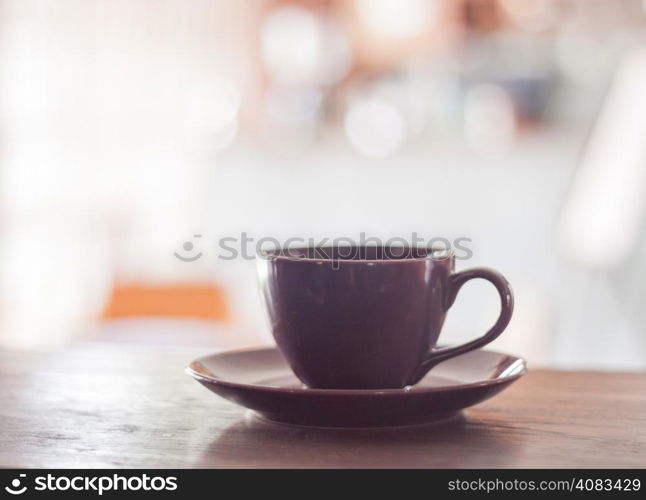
[356,0,440,40]
[344,97,406,158]
[183,77,241,153]
[463,84,516,156]
[261,5,351,86]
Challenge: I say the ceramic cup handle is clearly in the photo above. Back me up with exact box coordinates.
[406,267,514,386]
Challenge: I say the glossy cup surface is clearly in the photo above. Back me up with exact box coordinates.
[259,246,455,389]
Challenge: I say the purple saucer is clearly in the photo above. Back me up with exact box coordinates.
[186,347,526,428]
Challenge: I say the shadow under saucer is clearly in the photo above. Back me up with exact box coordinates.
[194,410,525,469]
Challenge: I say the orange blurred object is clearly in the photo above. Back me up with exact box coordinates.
[102,284,230,321]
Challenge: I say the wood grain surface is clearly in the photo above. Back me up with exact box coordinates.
[0,343,645,468]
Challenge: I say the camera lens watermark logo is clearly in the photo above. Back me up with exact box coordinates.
[5,474,27,495]
[174,234,203,262]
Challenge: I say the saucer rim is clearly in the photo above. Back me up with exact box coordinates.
[185,346,527,396]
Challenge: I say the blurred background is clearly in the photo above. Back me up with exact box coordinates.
[1,0,645,370]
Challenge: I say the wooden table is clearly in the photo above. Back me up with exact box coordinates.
[1,342,645,468]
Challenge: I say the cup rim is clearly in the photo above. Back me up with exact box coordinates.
[261,245,454,263]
